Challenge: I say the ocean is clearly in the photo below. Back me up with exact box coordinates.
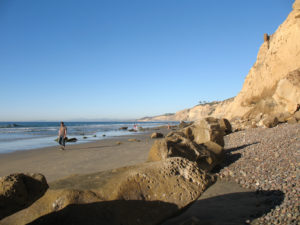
[0,121,174,154]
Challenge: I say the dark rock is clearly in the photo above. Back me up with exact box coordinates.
[0,173,48,220]
[128,129,137,132]
[150,132,164,139]
[66,138,77,142]
[218,118,232,134]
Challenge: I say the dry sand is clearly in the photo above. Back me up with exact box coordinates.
[0,128,170,182]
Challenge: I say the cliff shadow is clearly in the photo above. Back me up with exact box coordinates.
[27,200,179,225]
[161,189,284,225]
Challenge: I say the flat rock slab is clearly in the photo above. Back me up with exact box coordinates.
[161,180,283,225]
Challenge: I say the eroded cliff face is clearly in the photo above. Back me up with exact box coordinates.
[141,1,300,123]
[225,0,300,120]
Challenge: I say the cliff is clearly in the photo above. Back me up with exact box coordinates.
[140,1,300,123]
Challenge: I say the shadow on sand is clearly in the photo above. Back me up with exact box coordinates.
[212,142,259,173]
[225,142,260,153]
[211,152,241,173]
[161,189,284,225]
[25,189,283,225]
[27,200,178,225]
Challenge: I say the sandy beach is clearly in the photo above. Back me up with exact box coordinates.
[1,124,299,225]
[0,127,170,182]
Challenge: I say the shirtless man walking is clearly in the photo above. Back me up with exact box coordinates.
[58,122,67,150]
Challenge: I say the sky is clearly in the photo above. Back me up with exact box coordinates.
[0,0,294,121]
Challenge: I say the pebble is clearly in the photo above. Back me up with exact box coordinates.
[218,123,300,225]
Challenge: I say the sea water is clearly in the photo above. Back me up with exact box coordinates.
[0,121,175,154]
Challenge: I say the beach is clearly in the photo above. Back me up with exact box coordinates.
[1,123,299,224]
[0,127,170,182]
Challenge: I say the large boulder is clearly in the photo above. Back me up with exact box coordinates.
[0,173,48,220]
[1,158,214,225]
[148,132,224,172]
[183,117,225,147]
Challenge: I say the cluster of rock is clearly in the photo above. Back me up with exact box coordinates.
[0,117,230,225]
[231,108,300,131]
[148,117,231,173]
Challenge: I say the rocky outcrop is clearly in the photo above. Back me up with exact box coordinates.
[1,158,213,225]
[0,173,48,220]
[148,117,226,172]
[183,117,225,147]
[220,2,300,121]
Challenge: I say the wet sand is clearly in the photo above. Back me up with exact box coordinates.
[0,127,170,182]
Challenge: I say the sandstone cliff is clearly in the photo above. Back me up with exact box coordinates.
[225,0,300,120]
[140,1,300,123]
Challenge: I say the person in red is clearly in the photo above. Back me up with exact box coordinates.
[58,121,67,150]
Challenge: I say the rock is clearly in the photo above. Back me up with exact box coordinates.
[287,117,297,124]
[178,121,190,129]
[294,110,300,120]
[138,127,145,131]
[148,133,223,172]
[128,129,137,132]
[263,116,279,128]
[83,136,88,139]
[55,137,77,143]
[0,173,48,220]
[119,127,128,130]
[293,0,300,9]
[218,118,232,134]
[2,158,214,225]
[275,112,292,123]
[272,69,300,113]
[203,141,224,160]
[65,138,77,142]
[183,117,225,147]
[150,132,164,139]
[128,138,140,142]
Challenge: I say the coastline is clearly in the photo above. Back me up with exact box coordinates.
[0,127,170,182]
[1,123,299,224]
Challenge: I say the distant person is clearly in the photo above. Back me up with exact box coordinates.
[58,122,67,150]
[168,123,170,129]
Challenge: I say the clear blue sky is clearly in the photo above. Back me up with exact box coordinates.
[0,0,293,121]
